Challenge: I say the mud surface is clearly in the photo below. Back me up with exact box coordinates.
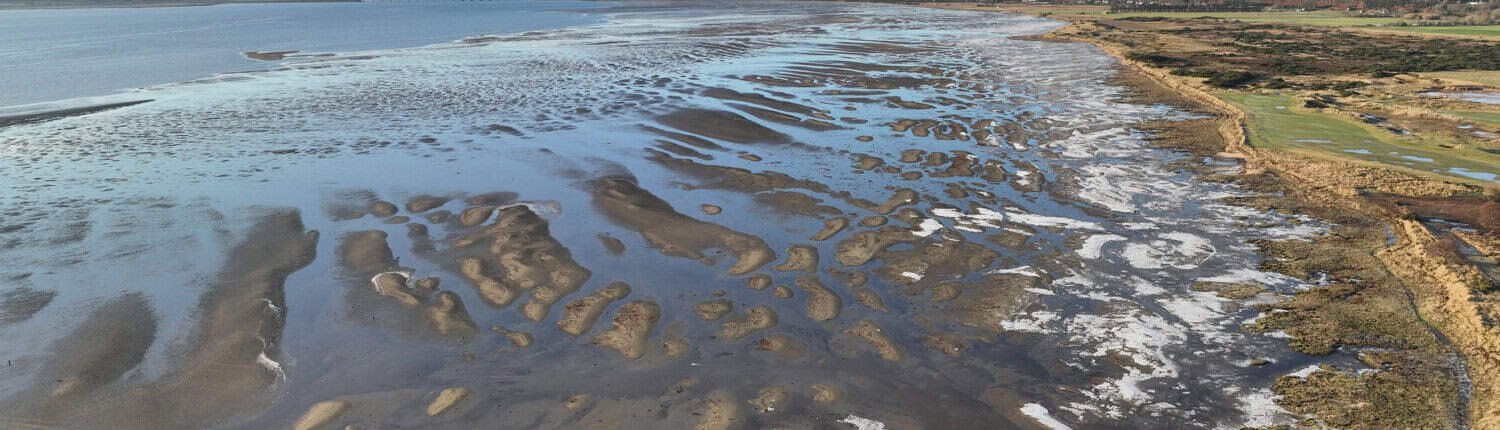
[0,2,1341,429]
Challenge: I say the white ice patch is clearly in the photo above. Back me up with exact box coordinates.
[1006,209,1103,231]
[1198,268,1308,292]
[991,265,1043,277]
[1071,164,1145,213]
[1004,310,1060,333]
[929,207,964,218]
[900,271,924,281]
[1159,295,1224,325]
[370,270,412,293]
[1077,233,1125,259]
[912,218,944,237]
[1051,270,1097,288]
[1122,243,1164,269]
[928,207,1006,232]
[1161,232,1215,264]
[258,297,281,315]
[1020,403,1073,430]
[1129,280,1170,297]
[980,133,1001,146]
[838,415,887,430]
[1288,365,1322,379]
[257,352,286,381]
[500,201,562,219]
[953,224,983,233]
[1064,307,1186,414]
[1237,387,1297,427]
[1121,232,1216,270]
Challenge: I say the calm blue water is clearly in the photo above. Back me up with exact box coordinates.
[0,0,605,107]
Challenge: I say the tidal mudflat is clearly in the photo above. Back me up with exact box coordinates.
[1,2,1331,428]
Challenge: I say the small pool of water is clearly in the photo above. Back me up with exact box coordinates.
[1424,91,1500,105]
[1450,167,1499,181]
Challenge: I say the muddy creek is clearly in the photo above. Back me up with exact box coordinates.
[0,2,1329,429]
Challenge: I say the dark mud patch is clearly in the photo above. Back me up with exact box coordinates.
[753,191,841,218]
[0,287,55,325]
[648,151,831,194]
[3,293,156,416]
[3,210,317,429]
[245,50,299,61]
[0,99,153,129]
[702,87,820,115]
[589,175,774,275]
[656,109,791,144]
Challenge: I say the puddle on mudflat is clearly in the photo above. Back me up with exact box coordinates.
[0,2,1325,429]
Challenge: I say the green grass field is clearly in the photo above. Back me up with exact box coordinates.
[1445,110,1500,126]
[1372,25,1500,37]
[1222,92,1500,183]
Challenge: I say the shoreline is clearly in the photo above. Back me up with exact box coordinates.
[920,2,1500,427]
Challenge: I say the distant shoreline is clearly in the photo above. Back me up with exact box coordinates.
[0,0,355,11]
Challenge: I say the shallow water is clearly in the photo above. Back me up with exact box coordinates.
[0,0,604,107]
[0,2,1331,428]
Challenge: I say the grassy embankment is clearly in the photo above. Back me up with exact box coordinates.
[1222,92,1500,182]
[1375,25,1500,38]
[926,3,1500,429]
[962,4,1500,37]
